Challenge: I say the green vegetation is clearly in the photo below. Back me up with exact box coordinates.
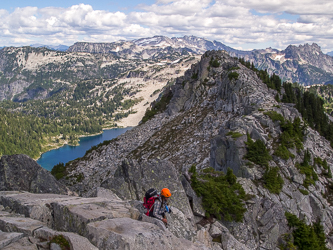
[0,108,42,158]
[282,82,333,147]
[274,145,295,160]
[228,72,239,81]
[210,58,220,68]
[0,76,142,157]
[299,189,309,195]
[314,157,332,178]
[228,66,240,71]
[226,131,244,139]
[307,84,333,116]
[296,150,318,188]
[239,58,333,148]
[264,111,304,160]
[189,166,248,222]
[284,212,328,250]
[1,47,185,158]
[191,72,198,80]
[264,111,284,123]
[50,235,70,250]
[245,133,272,166]
[51,162,66,180]
[263,166,284,194]
[141,89,173,123]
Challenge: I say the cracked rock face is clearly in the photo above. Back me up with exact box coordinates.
[0,154,67,194]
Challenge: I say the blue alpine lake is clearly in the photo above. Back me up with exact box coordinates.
[37,127,132,171]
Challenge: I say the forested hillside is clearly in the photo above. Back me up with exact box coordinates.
[0,45,199,158]
[307,84,333,116]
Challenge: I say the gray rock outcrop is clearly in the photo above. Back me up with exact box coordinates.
[0,191,207,249]
[0,154,67,194]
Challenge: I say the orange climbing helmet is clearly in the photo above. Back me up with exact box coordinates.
[161,188,172,198]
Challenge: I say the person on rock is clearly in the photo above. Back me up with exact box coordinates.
[152,188,172,225]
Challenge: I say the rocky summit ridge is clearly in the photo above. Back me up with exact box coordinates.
[1,50,333,249]
[52,50,333,249]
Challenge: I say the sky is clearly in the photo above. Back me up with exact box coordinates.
[1,0,333,52]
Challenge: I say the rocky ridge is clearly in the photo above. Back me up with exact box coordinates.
[61,50,333,249]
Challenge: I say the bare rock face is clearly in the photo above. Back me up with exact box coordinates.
[0,155,67,194]
[0,191,206,250]
[101,158,193,221]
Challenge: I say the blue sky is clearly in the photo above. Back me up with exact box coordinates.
[1,1,155,13]
[0,0,332,52]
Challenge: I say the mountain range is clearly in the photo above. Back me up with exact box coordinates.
[1,35,333,87]
[41,36,333,86]
[0,35,333,158]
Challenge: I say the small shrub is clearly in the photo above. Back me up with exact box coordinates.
[226,131,244,139]
[189,166,248,222]
[263,166,284,194]
[245,134,272,166]
[274,145,295,160]
[285,212,328,250]
[191,72,198,80]
[228,72,239,81]
[296,150,318,188]
[258,108,265,111]
[210,59,220,68]
[279,234,297,250]
[315,157,332,178]
[299,189,309,195]
[264,111,284,123]
[50,235,70,250]
[51,162,66,180]
[228,66,240,71]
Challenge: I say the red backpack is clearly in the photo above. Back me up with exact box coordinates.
[143,188,159,216]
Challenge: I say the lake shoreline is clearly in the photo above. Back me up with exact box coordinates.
[36,127,132,170]
[34,126,128,161]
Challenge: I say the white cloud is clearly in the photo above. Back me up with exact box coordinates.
[0,1,332,52]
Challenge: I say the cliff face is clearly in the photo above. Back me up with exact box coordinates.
[61,50,333,249]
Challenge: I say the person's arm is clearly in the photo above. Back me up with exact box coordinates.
[152,199,164,220]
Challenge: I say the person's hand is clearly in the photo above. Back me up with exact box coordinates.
[162,218,167,224]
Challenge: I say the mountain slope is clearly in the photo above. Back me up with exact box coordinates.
[68,37,333,86]
[59,50,333,249]
[0,45,200,157]
[247,43,333,86]
[67,35,251,59]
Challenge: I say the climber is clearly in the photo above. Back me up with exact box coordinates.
[152,188,172,225]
